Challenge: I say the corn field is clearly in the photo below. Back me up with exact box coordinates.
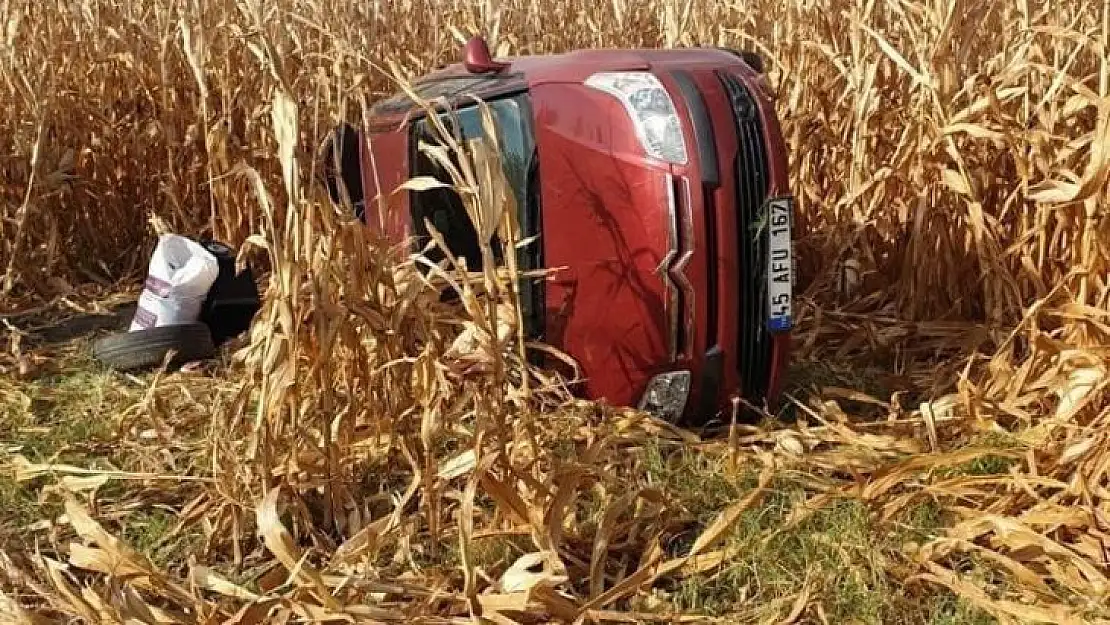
[1,0,1109,622]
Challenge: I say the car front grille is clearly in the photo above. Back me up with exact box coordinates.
[717,71,772,406]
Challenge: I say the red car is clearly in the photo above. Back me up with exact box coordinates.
[322,38,794,426]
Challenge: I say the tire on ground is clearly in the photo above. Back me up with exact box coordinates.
[713,47,765,74]
[91,323,216,371]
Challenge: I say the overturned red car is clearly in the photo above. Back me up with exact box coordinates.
[322,37,795,426]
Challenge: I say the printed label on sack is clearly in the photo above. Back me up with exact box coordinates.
[132,306,158,330]
[144,275,172,298]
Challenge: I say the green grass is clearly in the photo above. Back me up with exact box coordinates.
[897,497,948,545]
[637,437,997,623]
[0,349,172,561]
[666,495,893,619]
[778,358,918,424]
[2,356,125,462]
[1,352,134,550]
[0,341,1009,623]
[926,594,997,625]
[0,469,40,533]
[785,359,898,400]
[643,442,745,523]
[938,432,1024,479]
[121,508,205,571]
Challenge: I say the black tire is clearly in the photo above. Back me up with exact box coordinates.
[91,323,216,371]
[714,47,765,74]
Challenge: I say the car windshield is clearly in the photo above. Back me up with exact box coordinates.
[408,91,543,336]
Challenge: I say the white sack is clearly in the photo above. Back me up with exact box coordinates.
[129,234,220,331]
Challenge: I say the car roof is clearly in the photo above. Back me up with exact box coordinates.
[367,47,740,127]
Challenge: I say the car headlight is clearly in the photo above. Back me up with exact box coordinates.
[584,72,688,165]
[637,370,692,423]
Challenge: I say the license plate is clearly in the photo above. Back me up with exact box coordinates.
[766,197,794,333]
